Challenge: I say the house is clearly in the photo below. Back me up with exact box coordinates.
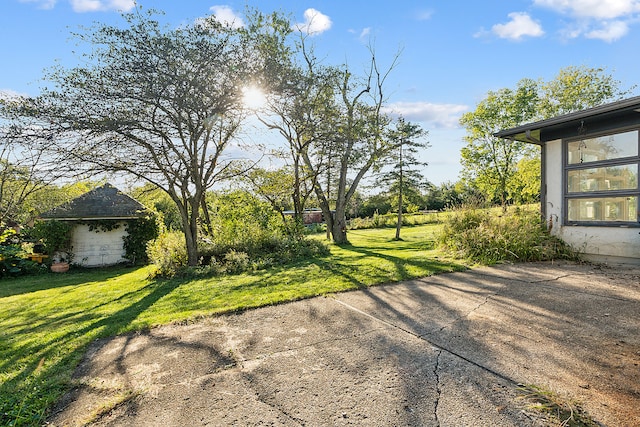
[496,96,640,264]
[40,183,148,267]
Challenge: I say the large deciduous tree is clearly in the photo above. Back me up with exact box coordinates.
[538,66,633,118]
[10,8,287,265]
[459,78,539,209]
[258,34,404,244]
[460,66,633,208]
[306,56,398,244]
[0,95,69,226]
[256,39,337,231]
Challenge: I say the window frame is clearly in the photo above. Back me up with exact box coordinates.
[563,126,640,227]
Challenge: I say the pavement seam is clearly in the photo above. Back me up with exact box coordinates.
[235,328,384,367]
[530,281,636,302]
[416,271,635,302]
[330,296,517,386]
[415,270,574,286]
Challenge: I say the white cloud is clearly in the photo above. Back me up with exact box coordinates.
[585,20,630,41]
[294,8,332,35]
[533,0,640,41]
[417,10,434,21]
[384,102,468,129]
[359,27,371,41]
[0,89,28,101]
[19,0,57,9]
[492,12,545,40]
[348,27,371,41]
[209,5,245,29]
[109,0,134,11]
[20,0,133,11]
[557,21,588,39]
[70,0,101,11]
[534,0,640,19]
[70,0,134,12]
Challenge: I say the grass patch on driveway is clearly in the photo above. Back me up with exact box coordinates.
[0,224,464,426]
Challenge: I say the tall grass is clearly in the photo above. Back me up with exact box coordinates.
[437,205,579,264]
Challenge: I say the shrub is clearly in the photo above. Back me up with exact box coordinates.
[198,234,329,276]
[150,190,331,278]
[191,190,330,275]
[28,220,74,259]
[222,250,250,274]
[304,223,326,234]
[123,213,160,265]
[0,244,47,278]
[0,229,47,277]
[437,206,578,264]
[147,231,188,276]
[269,235,329,262]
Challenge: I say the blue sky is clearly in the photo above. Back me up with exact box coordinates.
[2,0,640,184]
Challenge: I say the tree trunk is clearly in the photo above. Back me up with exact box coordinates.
[183,225,199,266]
[200,198,214,236]
[395,193,403,240]
[185,210,199,266]
[396,146,403,240]
[171,193,200,267]
[180,197,200,267]
[325,151,332,240]
[331,208,348,244]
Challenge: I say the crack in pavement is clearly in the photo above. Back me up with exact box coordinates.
[331,296,517,385]
[247,381,306,427]
[433,349,442,427]
[437,294,493,334]
[531,280,636,302]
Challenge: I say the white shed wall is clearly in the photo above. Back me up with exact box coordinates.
[545,139,640,264]
[71,223,128,267]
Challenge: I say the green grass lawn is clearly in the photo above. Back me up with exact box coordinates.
[0,224,465,426]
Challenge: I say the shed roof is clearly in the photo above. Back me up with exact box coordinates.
[494,95,640,145]
[40,183,147,220]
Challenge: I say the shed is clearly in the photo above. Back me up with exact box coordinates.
[496,96,640,264]
[282,209,325,225]
[40,183,148,267]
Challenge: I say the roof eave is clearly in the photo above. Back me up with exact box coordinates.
[40,216,143,221]
[494,95,640,142]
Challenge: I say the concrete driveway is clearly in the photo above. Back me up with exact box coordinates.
[49,261,640,426]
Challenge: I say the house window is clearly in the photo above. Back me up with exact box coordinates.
[565,129,640,225]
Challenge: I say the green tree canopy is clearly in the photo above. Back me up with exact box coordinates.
[6,8,290,265]
[460,66,634,208]
[538,66,633,118]
[460,78,539,208]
